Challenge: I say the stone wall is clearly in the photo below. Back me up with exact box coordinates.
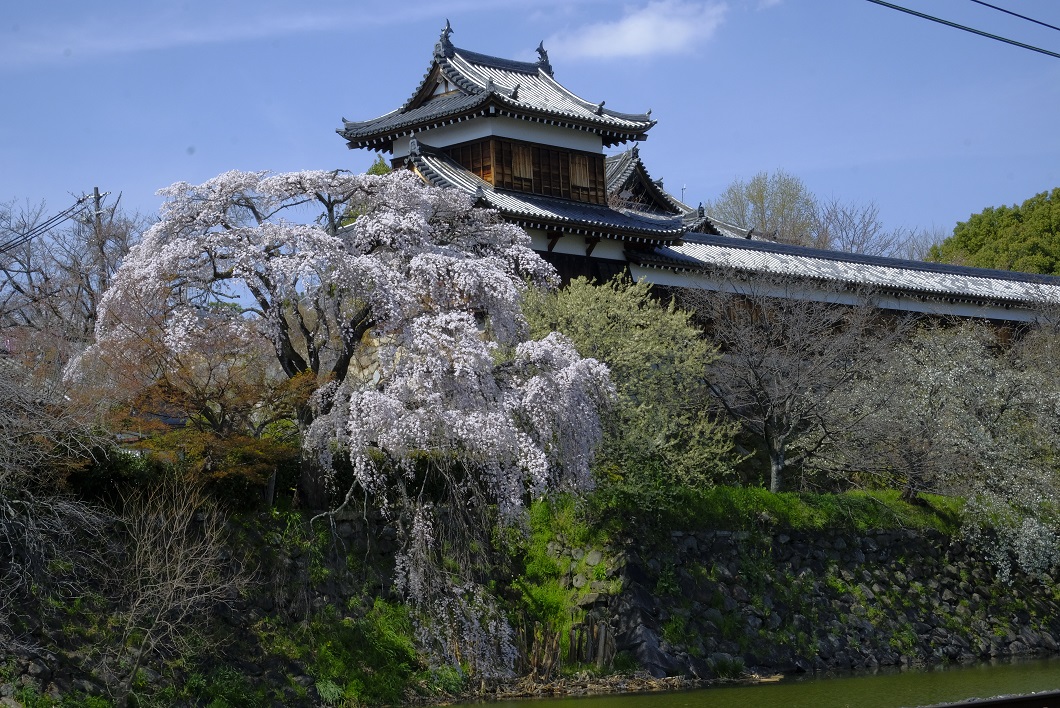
[6,516,1060,702]
[606,528,1060,678]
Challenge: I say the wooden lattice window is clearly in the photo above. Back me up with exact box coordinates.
[533,146,571,199]
[473,138,606,205]
[443,139,493,184]
[570,154,589,187]
[570,154,590,202]
[512,144,533,191]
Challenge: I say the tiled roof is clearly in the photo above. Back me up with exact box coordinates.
[339,93,491,151]
[605,147,686,214]
[632,233,1060,306]
[339,25,656,151]
[406,142,687,243]
[606,147,750,238]
[604,148,638,191]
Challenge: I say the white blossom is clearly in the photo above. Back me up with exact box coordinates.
[78,169,611,675]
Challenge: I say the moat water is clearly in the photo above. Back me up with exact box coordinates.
[455,656,1060,708]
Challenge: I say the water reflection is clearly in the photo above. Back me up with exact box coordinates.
[455,656,1060,708]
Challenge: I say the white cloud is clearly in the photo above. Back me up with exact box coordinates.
[0,1,495,69]
[545,1,728,60]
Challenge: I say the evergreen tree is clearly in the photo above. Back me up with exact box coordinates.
[930,188,1060,274]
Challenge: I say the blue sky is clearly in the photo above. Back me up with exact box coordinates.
[3,0,1059,238]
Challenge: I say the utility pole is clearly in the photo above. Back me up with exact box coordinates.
[92,186,108,293]
[93,187,103,234]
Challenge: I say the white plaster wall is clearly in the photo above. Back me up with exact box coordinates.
[392,116,603,158]
[528,230,627,260]
[629,264,1043,323]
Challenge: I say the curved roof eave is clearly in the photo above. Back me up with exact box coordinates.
[632,257,1049,312]
[405,145,686,243]
[629,237,1060,308]
[339,35,656,149]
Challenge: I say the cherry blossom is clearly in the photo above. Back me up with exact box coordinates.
[79,169,613,675]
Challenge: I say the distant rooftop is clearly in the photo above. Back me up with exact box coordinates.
[632,232,1060,310]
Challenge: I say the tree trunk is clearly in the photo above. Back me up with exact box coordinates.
[115,643,147,708]
[769,444,785,493]
[295,406,328,510]
[264,468,277,508]
[298,456,328,510]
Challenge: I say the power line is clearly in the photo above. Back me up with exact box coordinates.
[863,0,1060,60]
[0,192,103,255]
[967,0,1060,34]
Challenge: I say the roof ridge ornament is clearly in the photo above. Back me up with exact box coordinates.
[536,41,554,76]
[595,100,605,115]
[631,144,639,157]
[511,83,520,100]
[485,78,496,94]
[409,136,421,156]
[435,20,455,59]
[698,203,705,218]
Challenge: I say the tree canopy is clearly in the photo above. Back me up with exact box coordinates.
[706,169,933,257]
[930,187,1060,274]
[680,276,900,494]
[522,276,740,498]
[74,169,613,675]
[706,169,821,247]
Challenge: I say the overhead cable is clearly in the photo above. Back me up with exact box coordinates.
[0,193,97,255]
[863,0,1060,60]
[966,0,1060,34]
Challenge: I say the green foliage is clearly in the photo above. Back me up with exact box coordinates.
[708,653,745,678]
[62,695,110,708]
[419,666,465,695]
[314,679,344,706]
[611,651,639,673]
[523,276,740,503]
[509,496,612,665]
[257,600,419,706]
[14,683,52,708]
[654,567,679,596]
[661,612,699,651]
[643,485,962,534]
[69,446,168,503]
[74,431,300,511]
[930,187,1060,274]
[259,507,332,583]
[366,154,392,175]
[188,666,264,707]
[138,429,300,509]
[528,493,594,549]
[706,169,820,247]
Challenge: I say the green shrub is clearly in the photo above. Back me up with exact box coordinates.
[421,666,465,695]
[198,666,262,707]
[626,485,963,535]
[315,679,343,706]
[709,653,745,678]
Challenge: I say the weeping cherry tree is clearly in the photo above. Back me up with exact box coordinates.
[76,169,613,675]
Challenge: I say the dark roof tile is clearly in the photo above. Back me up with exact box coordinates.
[632,232,1060,305]
[407,144,686,243]
[339,33,655,150]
